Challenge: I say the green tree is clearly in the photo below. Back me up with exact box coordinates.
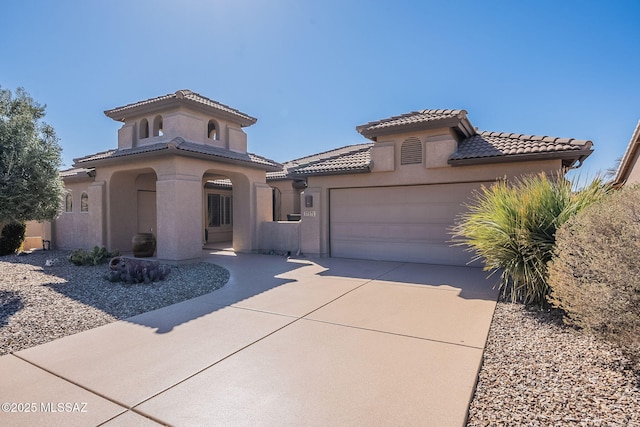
[0,86,64,227]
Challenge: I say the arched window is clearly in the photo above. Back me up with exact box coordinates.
[400,137,423,165]
[140,118,149,139]
[81,192,89,212]
[65,193,73,212]
[207,120,218,140]
[152,115,163,137]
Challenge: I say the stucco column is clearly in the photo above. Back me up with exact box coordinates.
[156,174,202,261]
[254,183,273,250]
[88,180,106,248]
[300,187,322,257]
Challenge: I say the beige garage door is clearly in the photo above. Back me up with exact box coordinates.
[329,182,492,266]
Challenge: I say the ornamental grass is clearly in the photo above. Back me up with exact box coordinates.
[452,173,610,305]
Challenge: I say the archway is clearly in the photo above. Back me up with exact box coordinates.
[107,168,158,254]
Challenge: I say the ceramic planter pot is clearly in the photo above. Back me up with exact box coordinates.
[132,233,156,257]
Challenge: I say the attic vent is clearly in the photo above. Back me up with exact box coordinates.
[401,137,422,165]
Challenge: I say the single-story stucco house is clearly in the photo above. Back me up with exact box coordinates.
[613,119,640,187]
[24,90,593,265]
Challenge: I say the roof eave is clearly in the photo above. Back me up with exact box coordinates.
[175,147,282,172]
[104,97,257,127]
[61,170,95,182]
[358,116,474,141]
[613,120,640,186]
[74,145,281,172]
[447,149,594,167]
[290,165,372,177]
[266,175,291,181]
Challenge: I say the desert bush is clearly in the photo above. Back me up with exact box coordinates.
[69,246,120,266]
[548,185,640,367]
[453,173,610,305]
[0,222,26,256]
[106,257,171,284]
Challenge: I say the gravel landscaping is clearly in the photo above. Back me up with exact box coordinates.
[2,250,639,424]
[467,301,640,426]
[0,250,229,356]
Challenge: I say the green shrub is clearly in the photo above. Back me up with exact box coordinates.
[106,257,171,284]
[0,222,26,256]
[68,246,119,266]
[548,185,640,368]
[452,173,610,305]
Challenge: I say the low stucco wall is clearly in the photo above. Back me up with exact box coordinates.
[54,180,94,250]
[23,221,52,250]
[54,211,92,250]
[260,221,300,253]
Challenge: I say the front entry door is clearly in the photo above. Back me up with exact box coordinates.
[137,190,157,234]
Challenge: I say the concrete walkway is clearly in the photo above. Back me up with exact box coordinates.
[0,251,498,426]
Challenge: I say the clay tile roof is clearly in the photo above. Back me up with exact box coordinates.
[176,140,280,170]
[59,167,93,179]
[205,178,233,188]
[267,143,374,179]
[74,149,119,163]
[104,90,257,126]
[449,131,593,165]
[356,109,468,139]
[73,139,281,171]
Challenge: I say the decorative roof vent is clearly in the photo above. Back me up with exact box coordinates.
[401,137,422,165]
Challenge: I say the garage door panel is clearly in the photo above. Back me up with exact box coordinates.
[331,238,465,265]
[332,185,482,205]
[331,221,453,242]
[332,203,462,223]
[329,183,491,266]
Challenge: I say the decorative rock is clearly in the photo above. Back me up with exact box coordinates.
[0,250,228,356]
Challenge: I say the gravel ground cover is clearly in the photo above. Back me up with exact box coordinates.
[0,250,229,356]
[467,301,640,426]
[3,250,639,424]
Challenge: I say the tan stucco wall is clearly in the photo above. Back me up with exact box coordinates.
[53,179,94,249]
[625,147,640,185]
[23,221,52,250]
[301,152,565,258]
[117,107,247,153]
[269,180,303,221]
[260,221,300,253]
[88,153,272,262]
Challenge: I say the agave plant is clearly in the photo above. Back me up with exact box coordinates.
[452,173,610,305]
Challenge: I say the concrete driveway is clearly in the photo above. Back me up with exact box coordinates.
[0,251,498,426]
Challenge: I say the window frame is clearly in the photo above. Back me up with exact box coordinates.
[140,118,149,139]
[80,192,89,212]
[207,119,219,140]
[65,192,73,213]
[152,115,163,137]
[207,193,232,227]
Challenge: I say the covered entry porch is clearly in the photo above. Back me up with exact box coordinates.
[74,144,278,263]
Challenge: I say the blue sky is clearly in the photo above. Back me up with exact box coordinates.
[2,0,639,179]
